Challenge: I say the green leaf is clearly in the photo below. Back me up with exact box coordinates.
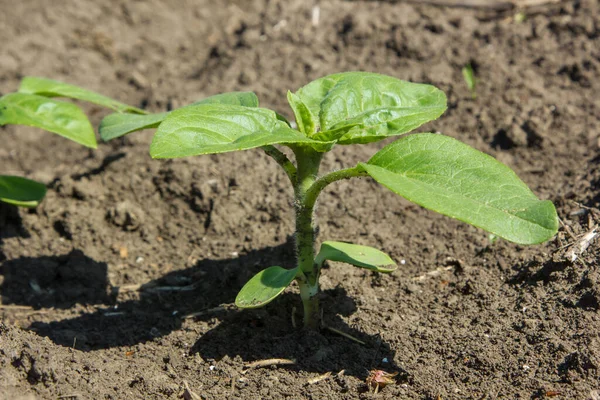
[19,77,145,114]
[191,91,259,107]
[100,112,168,141]
[359,133,558,245]
[0,175,47,208]
[100,91,260,141]
[150,104,329,158]
[235,266,298,308]
[287,91,316,135]
[294,72,447,144]
[0,93,97,148]
[315,241,397,273]
[462,64,477,99]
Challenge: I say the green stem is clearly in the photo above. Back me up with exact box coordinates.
[304,166,368,209]
[261,145,297,185]
[292,145,323,329]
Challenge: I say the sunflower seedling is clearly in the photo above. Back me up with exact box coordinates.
[1,73,558,328]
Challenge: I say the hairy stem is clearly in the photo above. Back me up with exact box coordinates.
[292,145,323,329]
[304,166,368,209]
[261,145,297,185]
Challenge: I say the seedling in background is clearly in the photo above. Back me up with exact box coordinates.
[0,82,101,207]
[0,72,558,329]
[462,63,477,99]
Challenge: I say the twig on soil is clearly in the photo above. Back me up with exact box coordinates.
[319,308,366,345]
[183,304,236,319]
[113,281,201,296]
[558,210,599,263]
[179,380,202,400]
[565,227,598,263]
[307,371,332,385]
[346,0,563,10]
[324,326,366,345]
[312,5,320,26]
[559,217,578,240]
[145,282,202,292]
[242,358,296,374]
[0,304,34,310]
[412,265,455,282]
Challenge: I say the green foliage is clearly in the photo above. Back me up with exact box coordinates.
[360,133,557,244]
[149,104,326,158]
[292,72,447,144]
[99,91,259,141]
[100,112,168,141]
[315,241,397,272]
[19,77,146,114]
[0,93,97,148]
[0,175,47,208]
[1,76,146,207]
[235,266,299,308]
[462,64,477,99]
[0,71,559,328]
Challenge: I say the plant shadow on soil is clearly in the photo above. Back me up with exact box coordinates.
[0,250,112,308]
[11,239,401,381]
[0,203,31,260]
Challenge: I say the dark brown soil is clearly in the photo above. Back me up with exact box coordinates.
[1,1,599,399]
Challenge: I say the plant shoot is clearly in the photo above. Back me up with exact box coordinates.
[0,73,558,328]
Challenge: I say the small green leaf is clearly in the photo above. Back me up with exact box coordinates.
[0,175,47,208]
[19,77,145,114]
[191,91,259,107]
[0,93,97,148]
[315,241,397,273]
[294,72,447,144]
[100,112,168,141]
[287,91,316,135]
[462,64,477,99]
[150,104,329,158]
[236,266,298,308]
[100,91,260,141]
[360,133,558,245]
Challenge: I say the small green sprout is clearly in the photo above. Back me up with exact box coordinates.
[462,63,477,99]
[0,72,558,328]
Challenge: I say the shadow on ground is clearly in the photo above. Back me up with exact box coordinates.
[0,250,112,308]
[20,239,399,380]
[0,203,31,260]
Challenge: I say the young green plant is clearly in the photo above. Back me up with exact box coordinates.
[462,63,477,99]
[0,73,558,329]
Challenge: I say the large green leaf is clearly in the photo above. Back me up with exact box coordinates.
[315,241,397,273]
[100,91,260,141]
[294,72,447,144]
[150,104,328,158]
[359,133,558,245]
[0,93,97,148]
[100,112,168,141]
[19,77,145,114]
[236,266,298,308]
[0,175,47,208]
